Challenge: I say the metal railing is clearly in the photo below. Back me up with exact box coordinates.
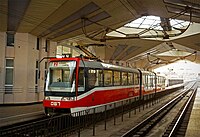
[0,86,183,137]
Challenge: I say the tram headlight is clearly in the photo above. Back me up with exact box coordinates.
[45,96,50,100]
[61,97,68,101]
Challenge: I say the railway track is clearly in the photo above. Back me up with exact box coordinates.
[0,84,188,137]
[121,84,197,137]
[0,111,45,127]
[162,88,197,137]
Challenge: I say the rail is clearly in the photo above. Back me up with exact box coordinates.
[0,86,183,137]
[163,87,197,137]
[121,82,196,137]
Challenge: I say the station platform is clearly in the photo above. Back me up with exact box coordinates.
[68,91,182,137]
[0,103,44,127]
[185,87,200,137]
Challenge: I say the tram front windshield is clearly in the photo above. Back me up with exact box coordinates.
[47,61,76,92]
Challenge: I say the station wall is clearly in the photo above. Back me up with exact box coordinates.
[0,32,56,104]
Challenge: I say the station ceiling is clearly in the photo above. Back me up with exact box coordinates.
[1,0,200,69]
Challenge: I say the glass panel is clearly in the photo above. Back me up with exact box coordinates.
[57,46,63,56]
[63,46,71,54]
[6,59,14,67]
[7,33,14,46]
[125,23,140,28]
[97,70,103,86]
[45,40,49,52]
[72,49,80,57]
[35,86,38,92]
[5,69,13,84]
[152,20,161,26]
[36,38,40,50]
[88,69,97,89]
[131,18,145,24]
[140,24,151,29]
[78,68,84,87]
[124,15,189,31]
[104,70,113,86]
[114,71,120,86]
[49,68,75,88]
[134,73,139,85]
[146,15,160,20]
[122,72,128,85]
[45,62,47,69]
[145,75,148,89]
[128,73,133,85]
[35,70,38,84]
[142,19,155,25]
[150,75,154,88]
[48,61,76,92]
[36,61,39,68]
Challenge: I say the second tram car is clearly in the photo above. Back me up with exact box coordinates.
[43,57,165,115]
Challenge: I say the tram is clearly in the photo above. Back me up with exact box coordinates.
[43,57,165,115]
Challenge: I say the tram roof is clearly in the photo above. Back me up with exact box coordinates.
[79,60,140,73]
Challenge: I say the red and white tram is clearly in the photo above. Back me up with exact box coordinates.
[43,57,165,115]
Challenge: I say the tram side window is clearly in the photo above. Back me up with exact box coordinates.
[157,76,161,86]
[78,68,84,87]
[147,74,151,89]
[150,75,155,88]
[88,69,97,89]
[163,78,166,87]
[128,73,133,85]
[122,72,128,85]
[162,78,165,86]
[159,77,165,87]
[114,71,121,86]
[134,73,139,85]
[97,70,103,86]
[104,70,113,86]
[144,75,148,89]
[88,69,103,89]
[153,75,156,87]
[147,75,150,88]
[159,77,162,86]
[142,75,145,87]
[148,74,153,88]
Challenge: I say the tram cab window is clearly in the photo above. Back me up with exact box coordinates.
[104,70,113,86]
[49,68,75,91]
[122,72,128,85]
[50,69,73,85]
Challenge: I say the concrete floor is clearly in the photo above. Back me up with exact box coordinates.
[0,103,44,127]
[185,88,200,137]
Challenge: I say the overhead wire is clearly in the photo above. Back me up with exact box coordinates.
[81,6,192,42]
[0,0,196,41]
